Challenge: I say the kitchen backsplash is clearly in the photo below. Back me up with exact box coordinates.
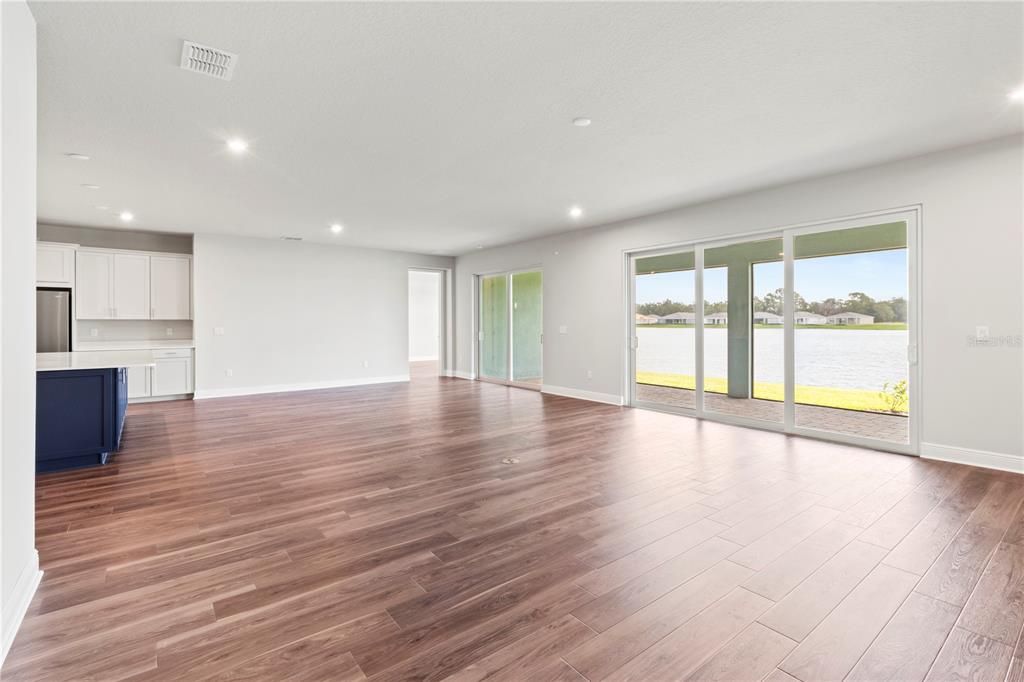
[76,319,194,342]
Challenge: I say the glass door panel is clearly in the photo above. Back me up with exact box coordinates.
[479,274,509,381]
[511,271,543,385]
[792,221,909,444]
[633,251,696,410]
[701,237,784,424]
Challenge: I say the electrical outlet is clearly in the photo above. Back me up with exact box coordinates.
[225,369,233,377]
[90,328,99,337]
[559,325,568,334]
[214,326,225,336]
[976,325,990,341]
[586,369,593,380]
[362,360,370,368]
[165,327,174,336]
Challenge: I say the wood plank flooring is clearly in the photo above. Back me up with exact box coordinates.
[5,366,1023,681]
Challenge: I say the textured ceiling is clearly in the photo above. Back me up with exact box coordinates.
[30,2,1024,254]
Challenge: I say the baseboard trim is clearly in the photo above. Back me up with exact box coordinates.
[541,384,624,406]
[129,393,192,404]
[921,442,1023,474]
[2,550,41,665]
[453,370,476,380]
[193,375,410,400]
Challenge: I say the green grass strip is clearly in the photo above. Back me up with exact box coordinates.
[635,371,908,414]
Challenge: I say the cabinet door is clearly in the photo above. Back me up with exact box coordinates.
[152,357,193,396]
[75,251,115,319]
[150,256,192,320]
[126,365,151,399]
[37,244,75,285]
[113,253,151,319]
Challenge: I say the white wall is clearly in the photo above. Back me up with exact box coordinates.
[408,270,440,361]
[454,135,1024,465]
[193,234,452,397]
[0,0,40,662]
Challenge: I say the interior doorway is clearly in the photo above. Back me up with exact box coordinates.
[408,269,445,380]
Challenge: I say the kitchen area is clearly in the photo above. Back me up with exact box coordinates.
[36,224,194,472]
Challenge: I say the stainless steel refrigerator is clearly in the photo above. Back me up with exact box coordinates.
[37,288,71,352]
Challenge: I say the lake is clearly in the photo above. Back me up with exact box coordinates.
[636,327,908,391]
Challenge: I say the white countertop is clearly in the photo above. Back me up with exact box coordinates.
[37,351,158,372]
[75,339,195,351]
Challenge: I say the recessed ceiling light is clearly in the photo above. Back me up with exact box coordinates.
[572,117,592,127]
[569,205,583,220]
[81,184,100,190]
[330,223,343,234]
[226,137,249,154]
[95,205,109,211]
[1010,85,1024,102]
[119,211,134,222]
[476,245,484,250]
[65,153,90,161]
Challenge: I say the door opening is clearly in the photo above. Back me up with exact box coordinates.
[408,269,444,380]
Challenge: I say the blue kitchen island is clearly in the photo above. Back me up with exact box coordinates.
[36,351,156,473]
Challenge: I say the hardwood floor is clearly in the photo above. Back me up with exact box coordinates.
[5,367,1023,681]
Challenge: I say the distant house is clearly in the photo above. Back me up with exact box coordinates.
[635,313,660,325]
[659,312,695,324]
[795,311,827,325]
[827,312,875,325]
[704,313,728,325]
[753,311,783,324]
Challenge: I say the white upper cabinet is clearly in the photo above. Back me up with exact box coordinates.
[37,243,76,286]
[76,250,115,319]
[74,248,192,320]
[112,253,151,319]
[150,255,192,320]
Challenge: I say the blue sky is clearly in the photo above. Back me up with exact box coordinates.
[637,249,907,304]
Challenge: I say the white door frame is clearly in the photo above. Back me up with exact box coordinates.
[625,205,921,455]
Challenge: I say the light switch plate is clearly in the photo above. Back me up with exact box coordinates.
[559,325,568,334]
[976,325,990,341]
[214,326,225,336]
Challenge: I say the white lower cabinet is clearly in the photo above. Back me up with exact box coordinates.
[151,349,194,397]
[127,365,152,399]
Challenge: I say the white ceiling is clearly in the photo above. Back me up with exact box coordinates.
[31,2,1023,255]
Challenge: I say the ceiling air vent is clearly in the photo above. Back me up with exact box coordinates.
[180,41,237,81]
[280,236,304,241]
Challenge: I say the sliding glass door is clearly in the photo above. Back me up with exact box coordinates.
[701,236,784,425]
[629,209,918,452]
[480,274,509,381]
[789,220,912,445]
[632,250,697,410]
[479,270,543,388]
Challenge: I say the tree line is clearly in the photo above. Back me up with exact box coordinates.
[638,290,907,322]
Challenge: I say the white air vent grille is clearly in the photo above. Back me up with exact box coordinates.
[280,236,304,241]
[180,41,237,81]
